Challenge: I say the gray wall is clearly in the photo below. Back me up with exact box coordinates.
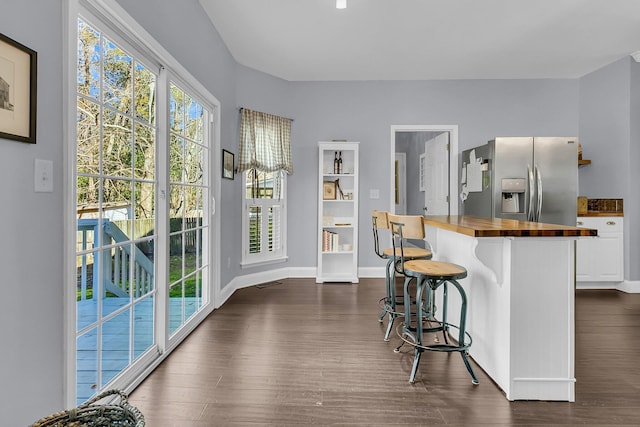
[285,80,579,269]
[1,0,636,424]
[631,61,640,281]
[0,0,64,423]
[579,56,639,280]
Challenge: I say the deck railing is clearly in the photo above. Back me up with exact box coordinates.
[77,219,154,300]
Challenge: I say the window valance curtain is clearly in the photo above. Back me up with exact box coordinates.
[237,108,293,174]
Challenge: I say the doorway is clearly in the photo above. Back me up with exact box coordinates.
[390,125,459,216]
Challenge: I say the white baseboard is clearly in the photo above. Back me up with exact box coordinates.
[576,282,618,290]
[576,280,640,293]
[220,269,640,302]
[218,267,317,307]
[357,266,385,278]
[218,266,388,307]
[617,280,640,293]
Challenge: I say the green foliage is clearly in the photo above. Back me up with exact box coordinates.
[169,253,199,298]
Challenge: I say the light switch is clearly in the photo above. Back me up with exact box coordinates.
[34,159,53,193]
[370,189,380,199]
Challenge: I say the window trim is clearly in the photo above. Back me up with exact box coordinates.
[240,170,288,267]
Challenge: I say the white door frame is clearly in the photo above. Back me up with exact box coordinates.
[389,125,459,215]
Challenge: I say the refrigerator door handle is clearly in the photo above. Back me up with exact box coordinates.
[527,164,535,221]
[535,164,543,222]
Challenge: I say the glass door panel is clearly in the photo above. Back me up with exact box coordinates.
[168,82,209,337]
[75,17,157,405]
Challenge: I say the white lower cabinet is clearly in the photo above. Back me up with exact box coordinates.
[576,216,624,282]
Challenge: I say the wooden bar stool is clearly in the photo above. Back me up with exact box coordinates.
[372,210,432,341]
[388,214,478,385]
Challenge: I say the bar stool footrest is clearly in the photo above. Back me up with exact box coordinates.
[378,296,406,315]
[396,322,473,353]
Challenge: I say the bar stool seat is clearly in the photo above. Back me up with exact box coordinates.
[404,259,466,278]
[372,211,432,341]
[382,247,432,259]
[388,214,478,385]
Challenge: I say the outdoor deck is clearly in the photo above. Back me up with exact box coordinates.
[76,296,199,404]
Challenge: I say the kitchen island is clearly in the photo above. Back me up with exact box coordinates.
[421,215,596,401]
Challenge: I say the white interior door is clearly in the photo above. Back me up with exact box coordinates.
[395,153,407,214]
[424,132,450,215]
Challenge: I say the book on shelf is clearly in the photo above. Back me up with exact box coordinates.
[322,229,340,252]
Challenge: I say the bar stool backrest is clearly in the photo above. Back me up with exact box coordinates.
[387,214,426,275]
[372,210,392,258]
[387,214,425,239]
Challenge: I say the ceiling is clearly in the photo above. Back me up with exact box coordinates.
[199,0,640,82]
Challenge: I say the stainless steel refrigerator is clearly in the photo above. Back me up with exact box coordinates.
[460,137,578,226]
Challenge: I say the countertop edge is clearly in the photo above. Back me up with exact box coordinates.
[423,215,598,238]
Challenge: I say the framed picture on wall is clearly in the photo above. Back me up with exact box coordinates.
[0,33,37,144]
[222,149,234,180]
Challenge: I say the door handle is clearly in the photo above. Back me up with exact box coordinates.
[535,164,542,222]
[527,165,534,221]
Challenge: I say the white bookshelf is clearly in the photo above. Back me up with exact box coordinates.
[317,141,359,283]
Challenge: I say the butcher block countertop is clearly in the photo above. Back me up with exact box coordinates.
[423,215,598,238]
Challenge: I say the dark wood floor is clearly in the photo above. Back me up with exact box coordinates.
[129,278,640,426]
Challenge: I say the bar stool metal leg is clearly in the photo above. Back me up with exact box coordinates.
[378,257,394,322]
[408,275,427,384]
[399,271,479,385]
[448,278,479,385]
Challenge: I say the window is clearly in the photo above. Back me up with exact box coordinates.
[242,169,286,264]
[238,108,292,266]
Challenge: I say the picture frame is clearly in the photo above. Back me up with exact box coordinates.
[323,180,336,200]
[222,149,234,180]
[0,33,37,144]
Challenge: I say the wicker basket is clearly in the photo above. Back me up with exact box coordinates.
[30,389,144,427]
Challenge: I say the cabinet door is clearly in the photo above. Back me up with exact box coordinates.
[575,237,597,281]
[595,233,623,280]
[576,217,623,282]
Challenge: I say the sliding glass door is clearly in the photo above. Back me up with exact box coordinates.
[75,17,158,404]
[73,9,214,405]
[168,82,209,336]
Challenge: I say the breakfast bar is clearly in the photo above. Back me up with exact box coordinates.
[421,215,596,401]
